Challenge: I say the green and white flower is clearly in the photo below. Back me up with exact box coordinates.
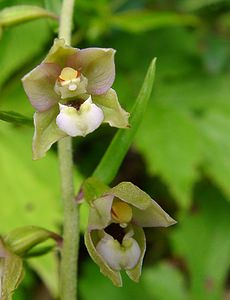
[22,39,129,159]
[85,182,176,286]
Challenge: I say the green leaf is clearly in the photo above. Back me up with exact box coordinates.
[0,5,57,28]
[0,124,60,295]
[198,109,230,201]
[0,111,32,126]
[171,185,230,300]
[142,263,188,300]
[79,260,151,300]
[0,123,83,295]
[93,58,156,184]
[0,123,61,233]
[0,122,81,296]
[134,103,201,208]
[0,19,51,88]
[44,0,62,15]
[0,239,24,300]
[110,10,200,33]
[180,0,225,12]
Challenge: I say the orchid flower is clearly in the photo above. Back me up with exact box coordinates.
[85,182,176,286]
[22,39,129,159]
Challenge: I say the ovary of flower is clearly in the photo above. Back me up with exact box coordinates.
[55,67,88,99]
[56,96,104,137]
[96,232,141,271]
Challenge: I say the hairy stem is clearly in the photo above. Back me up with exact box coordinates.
[59,0,75,45]
[58,0,79,300]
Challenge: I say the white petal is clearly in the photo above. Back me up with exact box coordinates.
[96,232,141,271]
[121,238,141,270]
[96,235,122,270]
[56,97,104,137]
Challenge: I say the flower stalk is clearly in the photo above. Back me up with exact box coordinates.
[58,0,79,300]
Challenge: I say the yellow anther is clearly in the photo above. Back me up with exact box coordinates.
[111,200,133,224]
[59,67,78,81]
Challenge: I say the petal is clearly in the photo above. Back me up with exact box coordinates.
[56,97,104,137]
[84,230,122,287]
[120,238,141,270]
[92,89,130,128]
[126,225,146,282]
[44,38,77,66]
[67,48,115,95]
[96,234,122,271]
[109,182,177,227]
[96,230,141,271]
[88,195,114,230]
[22,63,61,112]
[33,105,66,160]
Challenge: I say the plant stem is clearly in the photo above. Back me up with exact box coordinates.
[59,0,75,45]
[58,1,78,300]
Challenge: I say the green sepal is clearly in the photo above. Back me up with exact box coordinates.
[110,181,151,209]
[110,182,177,227]
[88,195,114,230]
[33,105,66,160]
[126,225,146,282]
[84,230,122,287]
[0,5,57,28]
[0,238,24,300]
[82,176,110,203]
[4,226,60,257]
[44,38,76,66]
[92,89,130,128]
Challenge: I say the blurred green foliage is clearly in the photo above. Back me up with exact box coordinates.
[0,0,230,299]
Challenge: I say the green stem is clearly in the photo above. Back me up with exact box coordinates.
[59,0,75,45]
[58,1,78,300]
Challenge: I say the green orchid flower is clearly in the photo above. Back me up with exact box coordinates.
[22,39,129,159]
[85,182,176,286]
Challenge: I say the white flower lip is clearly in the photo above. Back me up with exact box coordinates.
[96,232,141,271]
[56,96,104,137]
